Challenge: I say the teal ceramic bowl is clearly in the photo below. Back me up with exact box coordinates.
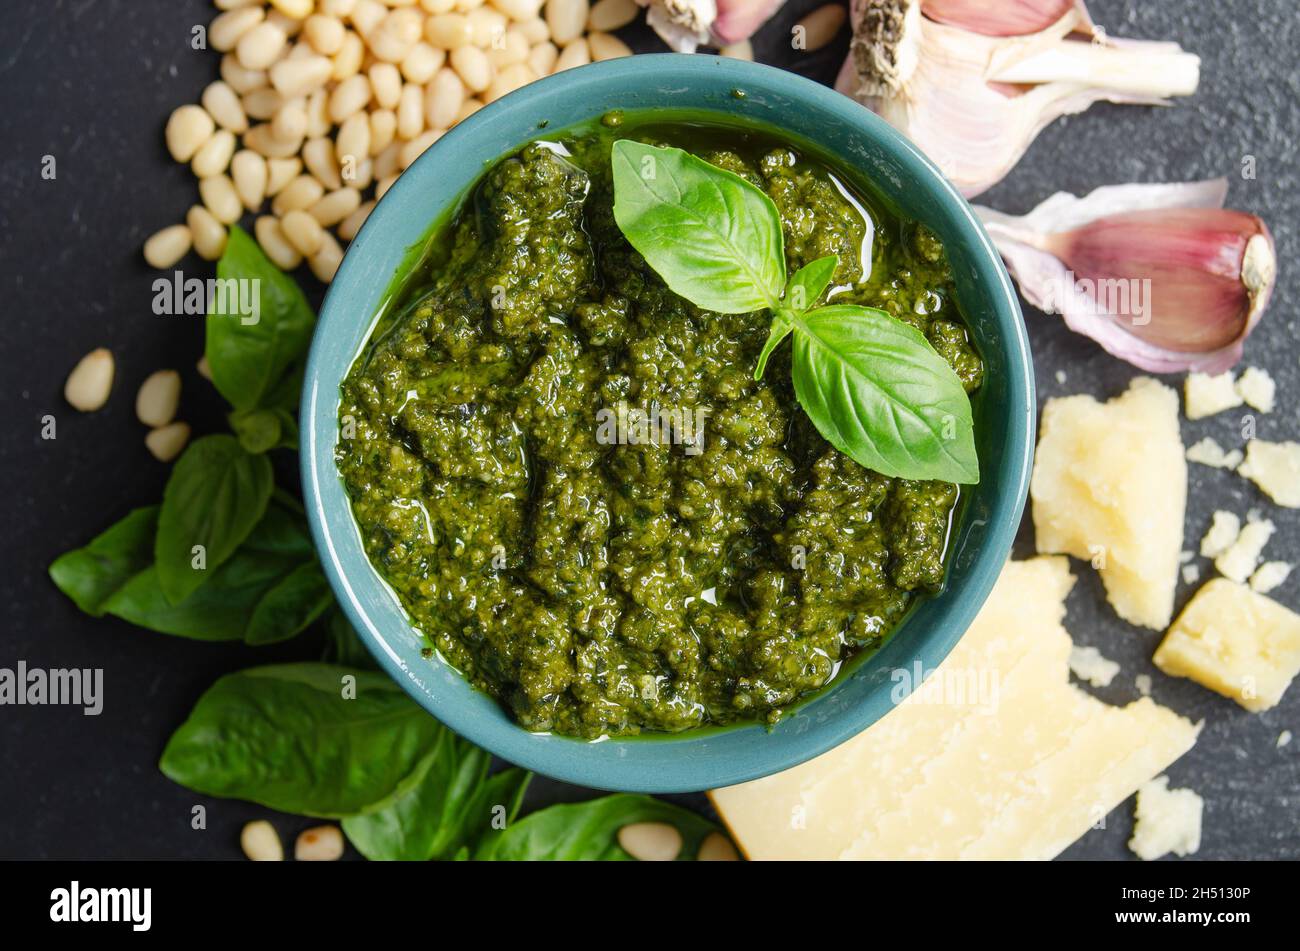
[302,54,1033,794]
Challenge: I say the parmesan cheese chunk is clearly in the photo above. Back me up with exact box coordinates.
[1069,645,1120,688]
[1185,436,1242,469]
[1214,517,1274,584]
[1153,577,1300,712]
[1249,561,1292,595]
[1199,510,1241,558]
[1184,371,1242,419]
[1128,776,1203,860]
[1234,366,1276,413]
[1238,439,1300,508]
[710,559,1200,860]
[1032,377,1186,630]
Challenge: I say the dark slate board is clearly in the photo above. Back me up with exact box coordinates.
[0,0,1294,859]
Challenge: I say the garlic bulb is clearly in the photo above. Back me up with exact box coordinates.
[975,180,1276,374]
[640,0,786,52]
[835,0,1200,197]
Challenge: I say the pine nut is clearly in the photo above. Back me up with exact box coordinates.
[281,209,326,256]
[240,820,284,861]
[245,123,305,158]
[617,822,682,861]
[368,9,424,62]
[344,156,373,189]
[450,45,493,92]
[266,156,303,196]
[322,0,359,15]
[527,40,557,75]
[369,109,397,154]
[187,205,228,261]
[165,105,215,162]
[454,0,484,11]
[546,0,588,45]
[143,224,193,269]
[587,31,630,61]
[196,355,213,382]
[309,187,362,226]
[64,348,115,412]
[336,112,372,166]
[146,422,192,463]
[468,7,508,47]
[329,74,372,122]
[272,174,325,215]
[399,129,442,168]
[349,0,387,36]
[295,825,344,861]
[425,13,473,48]
[269,0,314,19]
[400,42,445,84]
[796,4,847,53]
[553,37,589,71]
[376,172,399,199]
[255,215,303,270]
[331,30,366,80]
[338,200,375,240]
[425,67,464,128]
[200,175,243,225]
[373,141,403,179]
[272,99,309,143]
[237,22,289,70]
[396,83,425,139]
[270,55,333,97]
[455,97,485,121]
[368,62,403,109]
[211,7,265,52]
[220,54,268,94]
[421,0,456,12]
[192,129,236,178]
[488,28,529,67]
[516,16,549,43]
[720,40,752,60]
[491,0,543,20]
[136,370,181,428]
[697,832,740,861]
[304,14,347,54]
[305,88,331,136]
[242,87,284,121]
[304,136,343,189]
[201,81,249,134]
[588,0,636,32]
[310,231,345,283]
[485,61,534,101]
[231,150,269,210]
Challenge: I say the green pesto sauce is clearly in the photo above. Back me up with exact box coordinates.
[336,117,984,738]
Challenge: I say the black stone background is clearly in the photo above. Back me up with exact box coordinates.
[0,0,1295,859]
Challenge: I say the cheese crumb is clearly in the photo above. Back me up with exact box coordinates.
[1199,510,1241,559]
[1237,439,1300,508]
[1069,645,1121,688]
[1181,563,1201,585]
[1154,577,1300,712]
[1135,674,1152,696]
[1129,776,1203,861]
[1249,561,1292,594]
[1032,377,1186,630]
[1214,517,1275,584]
[1234,366,1276,413]
[1279,730,1293,748]
[1185,437,1243,469]
[1184,371,1243,419]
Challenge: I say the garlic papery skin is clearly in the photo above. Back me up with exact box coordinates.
[835,0,1201,197]
[921,0,1081,37]
[638,0,785,52]
[975,180,1276,374]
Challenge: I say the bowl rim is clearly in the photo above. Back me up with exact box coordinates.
[302,54,1034,793]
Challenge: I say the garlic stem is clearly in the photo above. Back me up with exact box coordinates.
[987,39,1201,97]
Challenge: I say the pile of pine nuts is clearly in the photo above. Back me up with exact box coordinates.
[143,0,643,282]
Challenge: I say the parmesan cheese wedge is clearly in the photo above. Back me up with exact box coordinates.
[1031,377,1186,630]
[1154,577,1300,712]
[710,559,1200,860]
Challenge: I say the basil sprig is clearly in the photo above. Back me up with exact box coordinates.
[611,140,979,485]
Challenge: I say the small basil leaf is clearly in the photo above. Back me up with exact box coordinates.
[49,506,159,617]
[785,254,838,313]
[611,139,785,314]
[205,226,316,412]
[228,408,282,455]
[791,305,979,484]
[244,560,333,646]
[160,663,444,817]
[754,314,793,382]
[472,793,723,861]
[155,434,275,604]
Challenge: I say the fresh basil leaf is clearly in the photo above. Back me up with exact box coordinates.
[160,663,444,817]
[791,305,979,484]
[754,313,793,382]
[323,608,379,670]
[472,794,721,861]
[785,254,838,314]
[244,561,333,646]
[343,731,530,861]
[205,226,316,412]
[105,502,318,642]
[155,434,275,604]
[611,139,786,314]
[228,408,283,455]
[49,506,159,617]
